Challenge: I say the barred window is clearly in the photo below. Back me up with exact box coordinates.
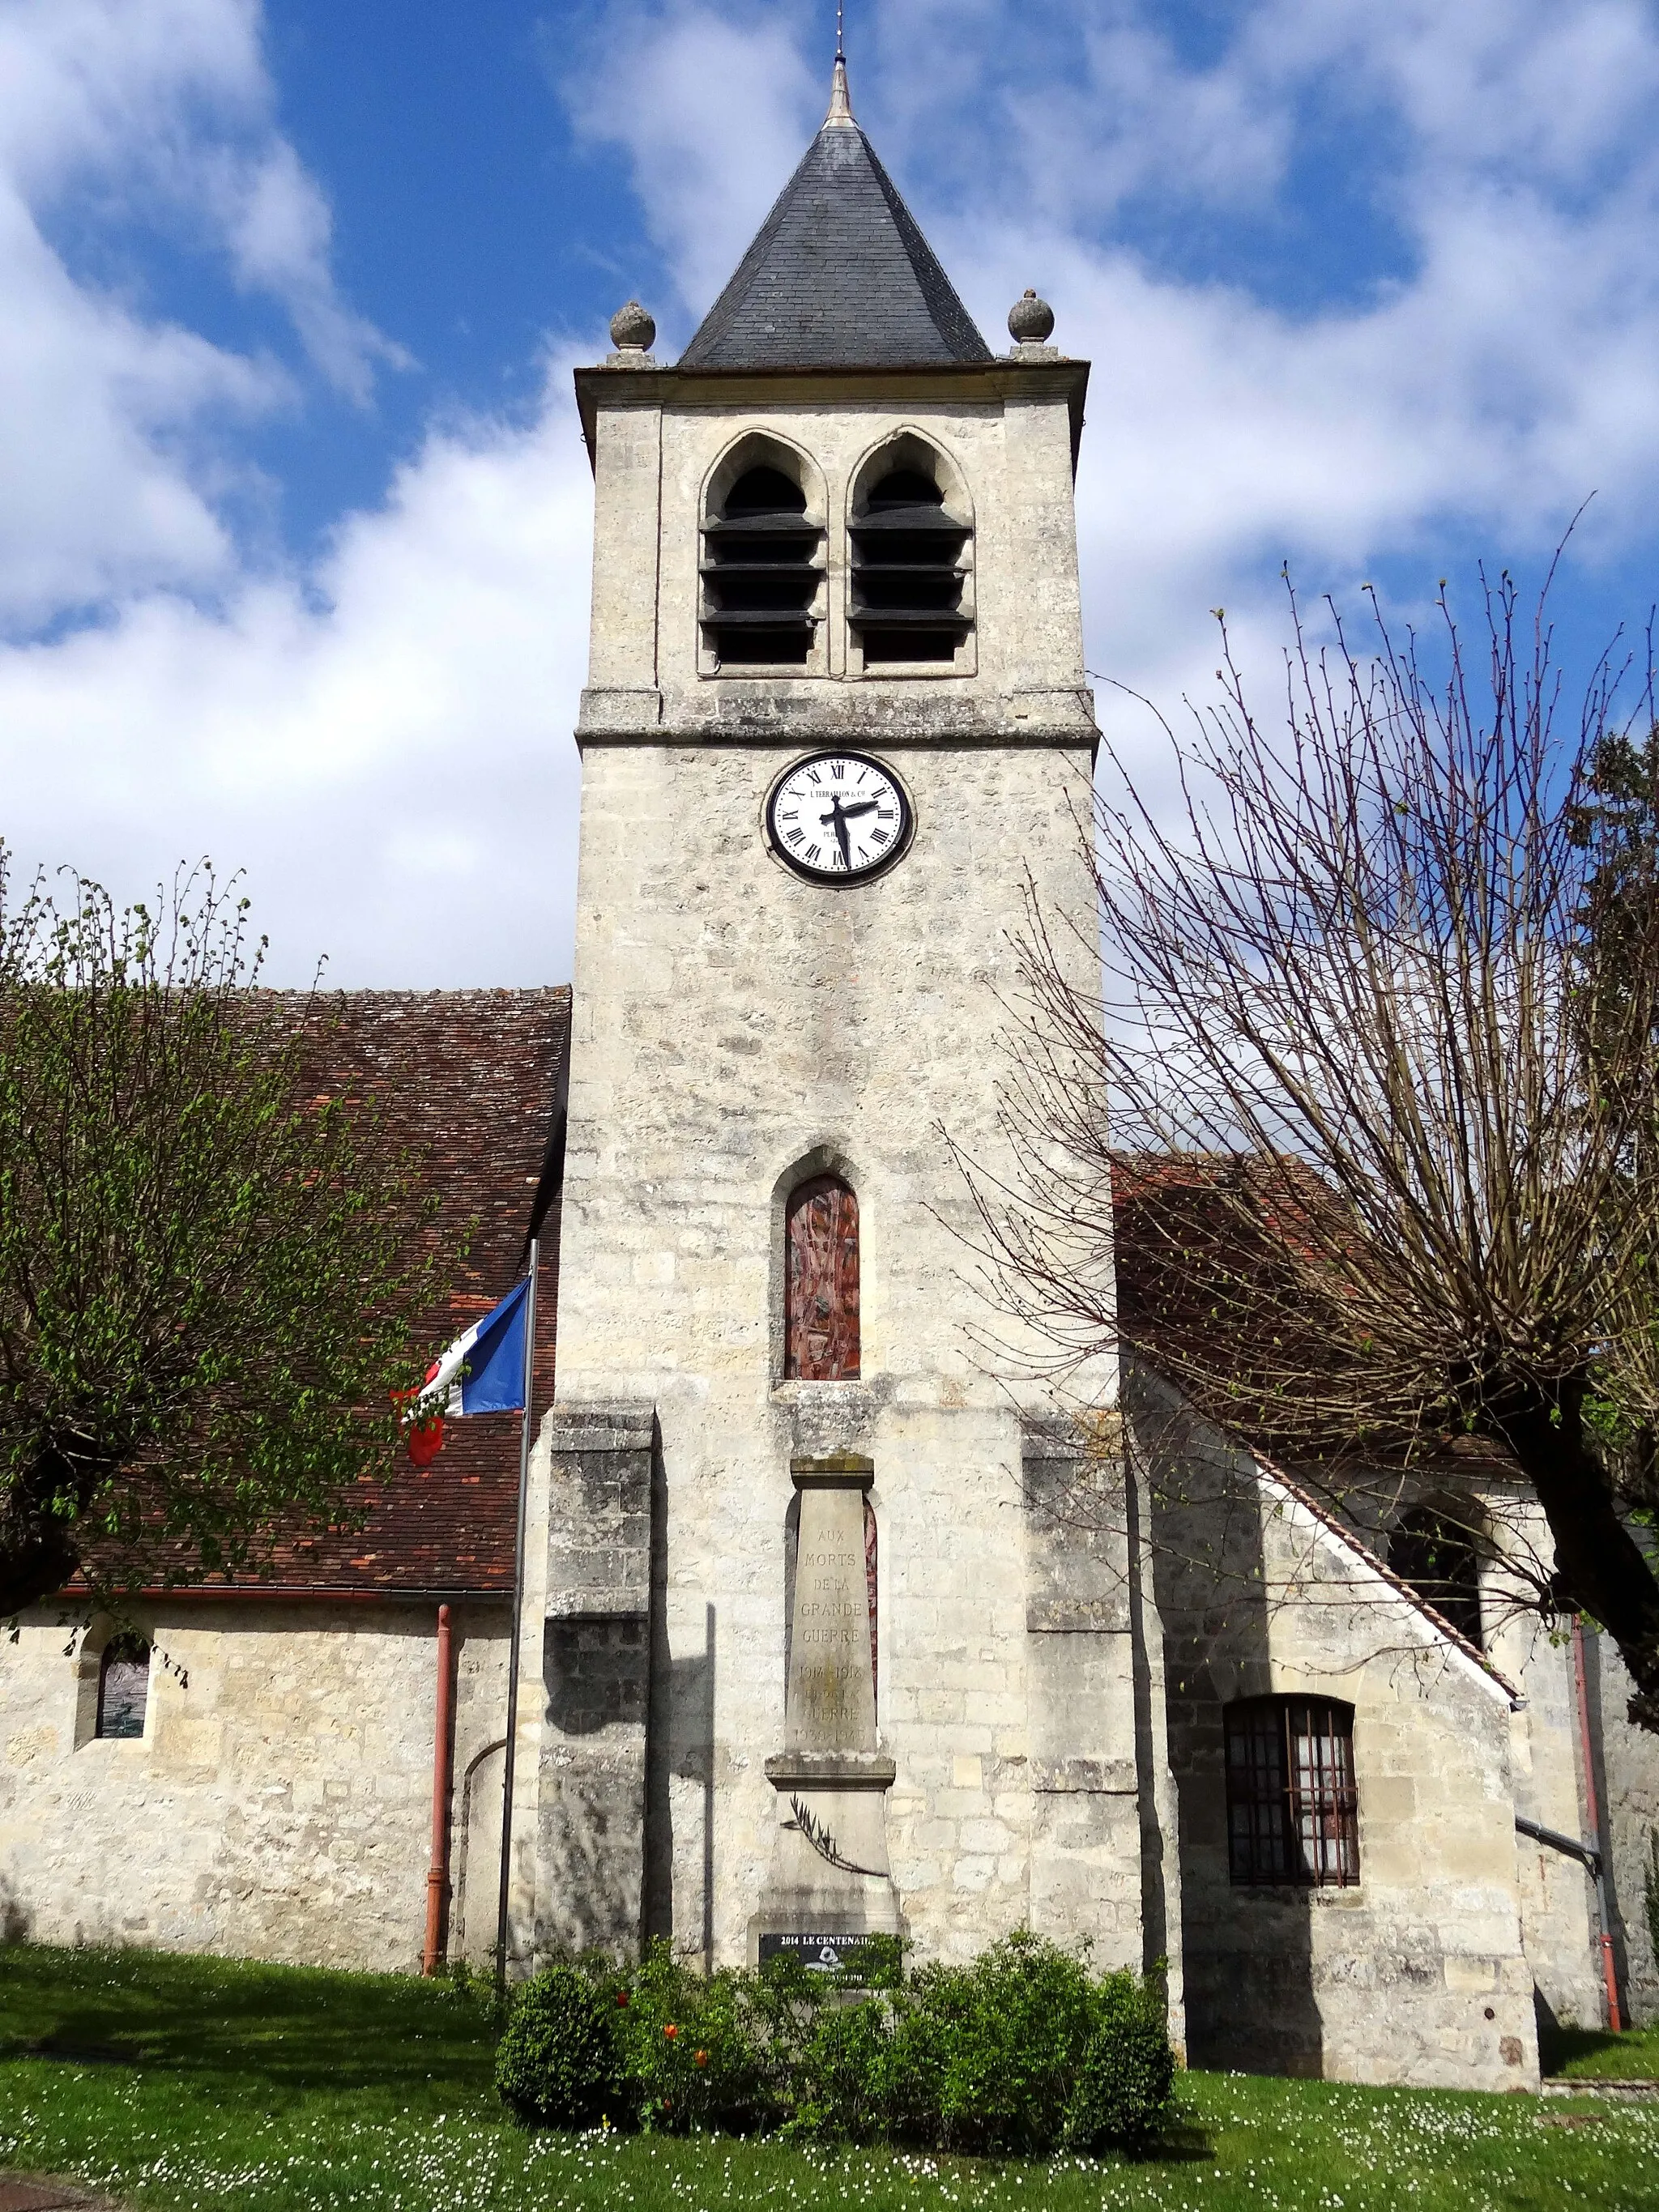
[1225,1697,1358,1886]
[96,1634,151,1741]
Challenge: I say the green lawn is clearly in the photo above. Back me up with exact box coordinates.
[1545,2019,1659,2081]
[0,1945,1655,2212]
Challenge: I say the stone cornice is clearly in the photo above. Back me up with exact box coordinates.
[574,356,1091,474]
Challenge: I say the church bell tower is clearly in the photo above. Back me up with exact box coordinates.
[515,54,1159,1985]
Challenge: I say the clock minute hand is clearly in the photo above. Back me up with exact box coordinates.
[821,798,852,870]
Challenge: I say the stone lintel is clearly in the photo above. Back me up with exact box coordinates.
[548,1402,656,1451]
[546,1604,650,1626]
[1026,1596,1130,1633]
[791,1453,874,1487]
[1030,1757,1138,1795]
[766,1751,897,1790]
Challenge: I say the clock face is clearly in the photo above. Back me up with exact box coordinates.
[766,752,912,882]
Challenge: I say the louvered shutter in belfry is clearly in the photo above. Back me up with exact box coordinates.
[785,1174,860,1379]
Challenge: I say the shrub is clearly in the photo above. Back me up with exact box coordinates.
[787,1997,890,2142]
[494,1963,620,2127]
[611,1941,777,2134]
[880,1930,1128,2155]
[493,1932,1176,2157]
[1064,1974,1177,2154]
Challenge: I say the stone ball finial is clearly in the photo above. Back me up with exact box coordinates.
[609,300,656,352]
[1008,288,1056,345]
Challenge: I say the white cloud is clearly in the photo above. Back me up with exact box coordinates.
[0,0,401,625]
[0,365,595,985]
[566,2,821,335]
[219,139,411,404]
[5,0,1659,988]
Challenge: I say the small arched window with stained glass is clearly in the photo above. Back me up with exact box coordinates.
[96,1634,151,1741]
[785,1174,859,1380]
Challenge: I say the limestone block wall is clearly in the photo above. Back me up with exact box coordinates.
[1485,1575,1605,2032]
[1021,1421,1171,1986]
[1585,1628,1659,2024]
[1134,1375,1537,2091]
[535,1404,655,1962]
[548,732,1117,1969]
[578,367,1095,744]
[0,1600,509,1972]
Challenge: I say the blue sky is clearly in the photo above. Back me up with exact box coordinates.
[2,0,1658,982]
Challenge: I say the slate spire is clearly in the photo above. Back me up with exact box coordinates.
[678,58,992,370]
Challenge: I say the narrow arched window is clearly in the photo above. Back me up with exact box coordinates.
[850,462,972,666]
[702,463,824,668]
[96,1634,151,1741]
[785,1174,859,1379]
[1226,1697,1358,1886]
[1389,1507,1482,1646]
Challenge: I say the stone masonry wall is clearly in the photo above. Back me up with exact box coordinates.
[1587,1630,1659,2025]
[1021,1421,1157,1975]
[550,369,1130,1972]
[0,1600,508,1971]
[1134,1372,1537,2092]
[535,1404,655,1962]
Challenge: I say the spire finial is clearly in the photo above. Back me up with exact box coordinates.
[825,7,854,126]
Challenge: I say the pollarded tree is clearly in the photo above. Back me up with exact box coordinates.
[0,856,443,1618]
[965,571,1659,1727]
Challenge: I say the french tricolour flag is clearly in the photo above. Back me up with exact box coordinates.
[403,1276,531,1467]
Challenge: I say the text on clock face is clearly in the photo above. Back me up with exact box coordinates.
[770,755,908,877]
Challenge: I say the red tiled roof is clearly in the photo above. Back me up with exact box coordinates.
[137,988,569,1599]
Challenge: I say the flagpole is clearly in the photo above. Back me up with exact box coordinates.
[495,1236,539,1994]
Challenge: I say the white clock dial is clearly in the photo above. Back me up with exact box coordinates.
[766,752,912,881]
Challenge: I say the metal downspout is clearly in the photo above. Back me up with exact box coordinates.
[1572,1617,1623,2033]
[423,1602,455,1975]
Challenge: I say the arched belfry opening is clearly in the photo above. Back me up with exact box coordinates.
[850,440,973,667]
[784,1173,859,1379]
[701,450,825,670]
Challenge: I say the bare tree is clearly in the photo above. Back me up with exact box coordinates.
[966,569,1659,1727]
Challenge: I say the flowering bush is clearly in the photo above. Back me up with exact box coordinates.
[608,1943,775,2135]
[496,1933,1175,2155]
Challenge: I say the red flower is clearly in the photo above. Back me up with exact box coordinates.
[615,1990,630,2007]
[663,2022,678,2039]
[694,2050,708,2069]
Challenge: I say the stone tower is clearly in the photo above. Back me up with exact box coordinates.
[514,57,1162,1984]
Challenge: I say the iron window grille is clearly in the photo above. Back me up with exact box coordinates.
[1225,1696,1359,1886]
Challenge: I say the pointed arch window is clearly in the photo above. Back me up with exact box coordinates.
[785,1174,859,1379]
[850,463,972,666]
[702,463,825,669]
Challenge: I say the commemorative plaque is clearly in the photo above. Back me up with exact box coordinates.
[757,1930,889,1981]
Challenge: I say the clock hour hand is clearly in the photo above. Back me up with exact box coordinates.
[838,799,878,819]
[821,798,853,870]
